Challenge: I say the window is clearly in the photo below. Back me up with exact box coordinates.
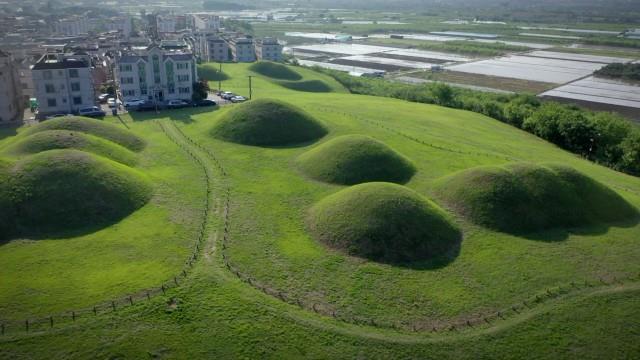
[179,87,190,94]
[120,77,134,84]
[141,87,147,95]
[47,98,57,107]
[45,84,55,93]
[119,64,133,72]
[71,82,80,91]
[152,55,161,84]
[43,70,52,80]
[123,90,136,96]
[177,75,189,82]
[68,69,79,78]
[168,84,175,94]
[73,96,82,105]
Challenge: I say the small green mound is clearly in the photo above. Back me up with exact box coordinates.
[27,117,145,151]
[275,79,332,93]
[307,182,461,263]
[249,61,302,80]
[297,135,416,185]
[434,163,638,233]
[197,64,229,81]
[211,99,328,146]
[0,158,15,239]
[5,149,152,237]
[3,130,138,165]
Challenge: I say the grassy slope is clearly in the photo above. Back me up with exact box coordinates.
[2,62,640,358]
[0,117,203,320]
[188,63,640,326]
[1,130,138,166]
[297,134,416,185]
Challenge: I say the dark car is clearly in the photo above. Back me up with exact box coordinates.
[135,101,158,112]
[194,99,217,107]
[78,106,106,118]
[166,99,190,109]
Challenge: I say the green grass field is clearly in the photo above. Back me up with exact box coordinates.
[1,62,639,359]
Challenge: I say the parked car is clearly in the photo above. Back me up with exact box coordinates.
[44,113,71,120]
[166,99,190,109]
[194,99,217,107]
[124,99,145,108]
[98,93,111,103]
[78,106,106,117]
[135,101,157,112]
[230,96,247,103]
[221,92,235,100]
[107,98,121,108]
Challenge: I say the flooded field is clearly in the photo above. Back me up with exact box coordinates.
[541,76,640,109]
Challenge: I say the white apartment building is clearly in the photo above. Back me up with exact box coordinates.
[207,37,230,62]
[188,14,220,31]
[31,53,96,116]
[104,17,133,38]
[229,38,255,62]
[54,17,92,36]
[256,38,283,62]
[115,46,197,103]
[156,16,176,33]
[0,50,23,124]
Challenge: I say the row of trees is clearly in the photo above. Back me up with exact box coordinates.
[318,69,640,176]
[416,40,529,57]
[595,63,640,82]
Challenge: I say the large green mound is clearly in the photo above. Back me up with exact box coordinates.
[2,130,137,165]
[297,135,416,185]
[3,149,152,238]
[249,61,302,80]
[211,99,328,146]
[434,163,638,234]
[307,182,461,263]
[28,117,145,151]
[275,79,332,93]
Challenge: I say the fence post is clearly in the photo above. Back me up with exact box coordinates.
[174,277,178,285]
[146,291,151,300]
[112,301,116,311]
[1,323,3,335]
[93,306,97,315]
[161,285,166,294]
[129,296,134,305]
[49,316,53,328]
[72,311,76,322]
[25,320,29,332]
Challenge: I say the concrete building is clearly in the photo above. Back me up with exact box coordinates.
[207,37,230,62]
[31,52,96,116]
[54,17,91,36]
[256,38,283,62]
[104,17,133,38]
[229,38,255,62]
[115,46,197,104]
[188,14,221,31]
[156,16,176,33]
[0,50,23,124]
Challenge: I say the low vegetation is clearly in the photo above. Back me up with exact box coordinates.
[2,149,152,239]
[416,40,529,57]
[307,182,461,263]
[297,134,416,184]
[435,163,638,233]
[317,68,640,176]
[249,61,303,80]
[2,130,138,166]
[211,98,328,146]
[27,117,146,152]
[594,62,640,81]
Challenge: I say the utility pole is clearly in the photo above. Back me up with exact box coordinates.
[248,75,252,100]
[218,62,222,91]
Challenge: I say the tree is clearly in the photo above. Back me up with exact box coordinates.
[192,80,209,102]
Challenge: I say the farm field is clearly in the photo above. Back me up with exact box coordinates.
[409,70,556,93]
[1,62,640,358]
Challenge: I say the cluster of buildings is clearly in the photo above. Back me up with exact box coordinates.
[0,8,284,123]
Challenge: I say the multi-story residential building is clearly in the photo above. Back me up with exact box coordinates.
[156,16,176,33]
[188,14,221,31]
[207,37,230,62]
[115,46,197,104]
[256,38,283,62]
[103,16,133,38]
[0,50,23,124]
[54,17,92,36]
[31,52,95,116]
[229,38,255,62]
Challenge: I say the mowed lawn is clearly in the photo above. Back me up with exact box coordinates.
[183,62,640,325]
[0,118,204,320]
[1,62,640,358]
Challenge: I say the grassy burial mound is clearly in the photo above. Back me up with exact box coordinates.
[211,99,328,146]
[275,79,332,93]
[197,64,230,81]
[4,149,152,238]
[27,117,146,152]
[297,135,416,185]
[0,158,15,239]
[249,61,302,80]
[435,163,638,234]
[307,182,462,264]
[2,130,138,166]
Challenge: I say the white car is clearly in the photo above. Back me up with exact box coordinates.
[78,106,106,117]
[107,98,122,108]
[166,99,190,109]
[230,96,247,103]
[124,99,145,108]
